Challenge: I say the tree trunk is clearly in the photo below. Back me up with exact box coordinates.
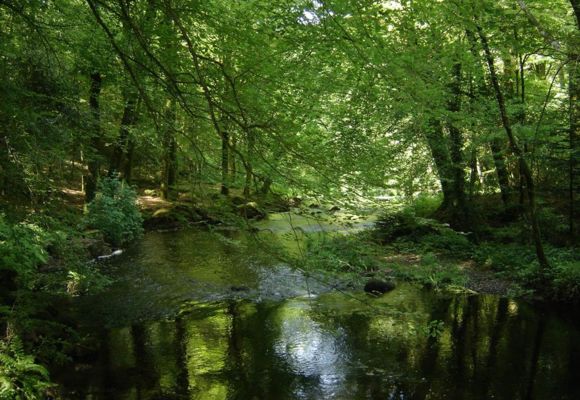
[468,148,480,198]
[570,0,580,28]
[570,54,580,240]
[260,176,272,197]
[489,139,511,206]
[161,99,177,200]
[230,132,237,182]
[447,62,470,229]
[85,72,102,203]
[569,0,580,239]
[221,129,229,196]
[425,120,455,210]
[243,130,255,198]
[466,29,512,207]
[477,24,550,270]
[516,40,528,209]
[124,137,135,183]
[109,92,138,178]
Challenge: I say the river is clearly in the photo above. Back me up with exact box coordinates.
[53,213,580,399]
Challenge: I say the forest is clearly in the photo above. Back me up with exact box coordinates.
[0,0,579,399]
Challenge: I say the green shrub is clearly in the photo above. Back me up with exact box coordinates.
[303,233,382,274]
[537,207,569,245]
[420,230,473,258]
[0,337,52,400]
[410,193,443,217]
[374,209,422,243]
[550,261,580,302]
[473,243,540,285]
[0,215,49,287]
[375,209,473,258]
[391,257,466,289]
[86,177,143,247]
[473,243,580,301]
[474,244,535,271]
[487,225,526,244]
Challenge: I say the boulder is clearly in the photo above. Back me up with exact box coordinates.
[80,232,111,259]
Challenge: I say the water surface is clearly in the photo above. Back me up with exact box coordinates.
[55,223,580,400]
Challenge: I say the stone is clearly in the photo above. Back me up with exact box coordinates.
[81,232,111,259]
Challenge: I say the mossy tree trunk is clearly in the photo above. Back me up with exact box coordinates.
[477,24,550,270]
[85,71,103,203]
[161,98,178,200]
[568,0,580,239]
[109,91,139,180]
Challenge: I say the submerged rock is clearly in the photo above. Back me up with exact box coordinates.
[364,279,396,295]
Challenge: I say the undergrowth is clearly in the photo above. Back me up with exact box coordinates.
[301,230,466,291]
[301,201,579,302]
[0,337,53,400]
[0,179,143,398]
[474,243,580,302]
[85,177,143,247]
[303,232,383,275]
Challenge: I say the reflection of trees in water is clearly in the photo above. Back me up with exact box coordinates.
[96,323,185,399]
[416,295,579,400]
[524,317,545,400]
[183,305,231,399]
[174,317,189,398]
[223,300,249,396]
[64,292,580,400]
[413,295,454,398]
[131,324,156,397]
[481,297,508,397]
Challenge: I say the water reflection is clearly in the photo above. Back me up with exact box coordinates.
[56,289,580,399]
[56,227,580,399]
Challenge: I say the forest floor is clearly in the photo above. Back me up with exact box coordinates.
[462,264,513,295]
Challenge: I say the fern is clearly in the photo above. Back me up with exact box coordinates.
[0,214,50,288]
[0,338,52,400]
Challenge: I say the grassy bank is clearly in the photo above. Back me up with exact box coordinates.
[299,197,579,303]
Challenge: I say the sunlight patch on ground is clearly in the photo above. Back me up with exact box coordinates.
[138,195,172,211]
